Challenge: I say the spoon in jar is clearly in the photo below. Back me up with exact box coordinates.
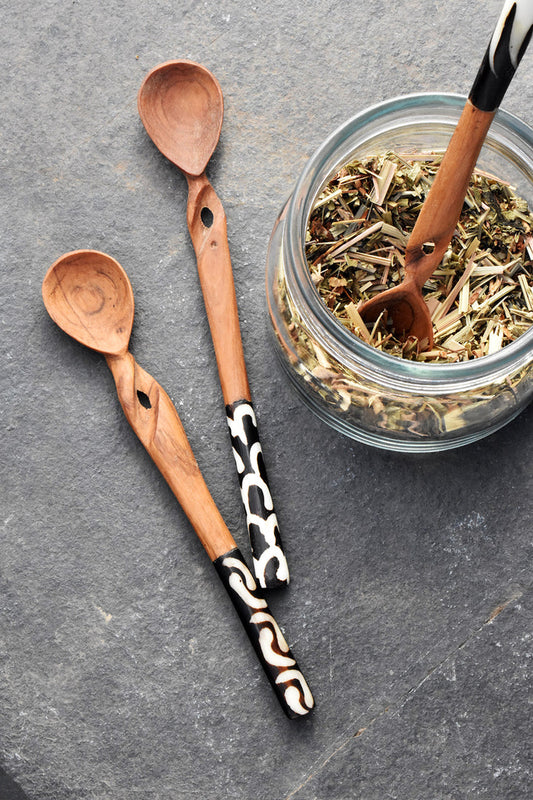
[358,0,533,349]
[41,249,314,718]
[138,60,289,590]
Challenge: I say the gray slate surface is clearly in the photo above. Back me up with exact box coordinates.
[1,1,532,798]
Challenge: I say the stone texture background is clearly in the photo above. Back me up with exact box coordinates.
[1,1,532,798]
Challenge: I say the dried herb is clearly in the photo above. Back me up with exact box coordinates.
[274,275,531,441]
[305,151,533,362]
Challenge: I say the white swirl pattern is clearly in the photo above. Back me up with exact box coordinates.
[215,549,314,718]
[226,400,289,588]
[490,0,533,68]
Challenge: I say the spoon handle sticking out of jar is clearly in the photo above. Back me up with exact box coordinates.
[42,250,314,719]
[358,0,533,347]
[403,0,533,285]
[138,61,290,590]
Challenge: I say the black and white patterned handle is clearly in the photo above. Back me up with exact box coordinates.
[226,400,290,590]
[214,547,314,718]
[470,0,533,110]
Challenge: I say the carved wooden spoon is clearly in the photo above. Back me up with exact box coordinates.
[42,249,314,718]
[359,0,533,348]
[138,60,289,589]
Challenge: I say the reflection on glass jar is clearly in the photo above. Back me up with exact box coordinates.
[266,94,533,452]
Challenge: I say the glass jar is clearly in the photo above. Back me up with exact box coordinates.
[266,94,533,452]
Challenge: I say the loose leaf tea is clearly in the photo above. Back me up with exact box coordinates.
[305,151,533,361]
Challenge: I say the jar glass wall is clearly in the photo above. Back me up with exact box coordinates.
[266,94,533,452]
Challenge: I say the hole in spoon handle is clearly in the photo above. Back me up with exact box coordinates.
[137,389,152,409]
[186,174,251,403]
[200,206,214,228]
[226,400,290,590]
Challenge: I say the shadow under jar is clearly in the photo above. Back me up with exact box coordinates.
[266,94,533,452]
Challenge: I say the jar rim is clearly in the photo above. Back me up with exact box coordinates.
[284,92,533,385]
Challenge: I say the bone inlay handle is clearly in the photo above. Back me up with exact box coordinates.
[186,172,290,589]
[105,352,311,715]
[470,0,533,111]
[226,400,289,589]
[214,548,314,718]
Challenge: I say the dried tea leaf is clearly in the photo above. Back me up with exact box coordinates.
[305,151,533,362]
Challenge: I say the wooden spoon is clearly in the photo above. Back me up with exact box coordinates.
[359,0,533,349]
[42,249,314,718]
[138,60,289,590]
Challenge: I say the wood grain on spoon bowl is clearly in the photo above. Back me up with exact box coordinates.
[137,60,224,176]
[41,249,134,356]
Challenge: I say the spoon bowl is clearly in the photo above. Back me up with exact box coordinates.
[361,277,434,345]
[42,250,134,356]
[138,60,223,176]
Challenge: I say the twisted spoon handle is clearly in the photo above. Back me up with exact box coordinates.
[105,352,313,717]
[185,172,290,589]
[106,351,234,559]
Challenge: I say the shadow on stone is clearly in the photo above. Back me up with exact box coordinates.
[0,767,30,799]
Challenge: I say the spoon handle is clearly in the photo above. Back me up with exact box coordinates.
[105,351,313,718]
[470,0,533,112]
[405,0,533,288]
[185,172,290,590]
[404,102,495,288]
